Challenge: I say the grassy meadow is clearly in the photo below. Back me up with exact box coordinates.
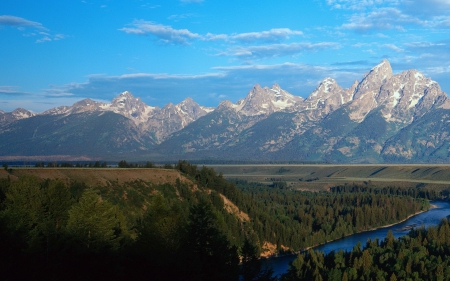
[208,164,450,191]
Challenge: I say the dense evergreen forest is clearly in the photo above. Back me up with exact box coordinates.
[281,220,450,281]
[0,161,447,280]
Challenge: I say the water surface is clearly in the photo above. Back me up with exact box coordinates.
[262,201,450,277]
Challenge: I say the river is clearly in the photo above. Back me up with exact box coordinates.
[261,201,450,277]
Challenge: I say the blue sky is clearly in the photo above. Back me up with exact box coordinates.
[1,0,450,112]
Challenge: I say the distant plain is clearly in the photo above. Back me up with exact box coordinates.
[207,164,450,191]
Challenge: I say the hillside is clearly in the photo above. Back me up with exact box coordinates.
[0,167,192,187]
[0,163,441,280]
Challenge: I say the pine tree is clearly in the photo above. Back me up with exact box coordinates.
[66,189,127,253]
[186,199,239,281]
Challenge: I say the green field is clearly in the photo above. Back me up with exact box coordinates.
[207,164,450,191]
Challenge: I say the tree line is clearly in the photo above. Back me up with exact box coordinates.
[0,160,447,280]
[281,219,450,281]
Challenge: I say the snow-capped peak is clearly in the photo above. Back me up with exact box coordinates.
[12,108,35,119]
[236,84,301,116]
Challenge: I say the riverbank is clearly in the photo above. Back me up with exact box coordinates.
[261,201,450,277]
[264,203,437,259]
[364,203,437,232]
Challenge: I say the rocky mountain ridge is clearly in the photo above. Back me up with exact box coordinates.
[1,59,449,163]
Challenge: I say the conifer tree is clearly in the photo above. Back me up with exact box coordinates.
[186,199,239,281]
[66,189,127,253]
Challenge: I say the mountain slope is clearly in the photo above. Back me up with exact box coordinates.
[0,59,449,163]
[0,111,154,157]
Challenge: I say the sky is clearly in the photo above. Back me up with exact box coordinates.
[1,0,450,112]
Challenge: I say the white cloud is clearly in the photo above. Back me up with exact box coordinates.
[0,98,82,113]
[141,4,161,9]
[0,15,67,43]
[402,0,450,16]
[0,15,47,30]
[205,33,228,41]
[218,42,340,59]
[34,62,365,112]
[54,34,66,40]
[231,28,303,43]
[121,22,304,47]
[383,43,404,52]
[326,0,400,10]
[168,13,197,21]
[341,7,425,32]
[36,36,52,43]
[206,28,303,43]
[119,20,201,45]
[10,58,450,113]
[336,1,450,32]
[0,86,31,96]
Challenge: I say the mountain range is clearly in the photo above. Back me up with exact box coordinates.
[1,59,450,163]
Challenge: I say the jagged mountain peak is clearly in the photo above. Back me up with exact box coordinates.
[354,59,393,98]
[72,98,102,108]
[163,102,175,109]
[307,77,340,100]
[176,97,208,114]
[0,107,35,125]
[348,60,395,122]
[217,100,236,111]
[367,59,392,80]
[366,59,393,82]
[236,83,301,116]
[99,91,154,125]
[12,108,35,118]
[303,77,352,120]
[371,59,392,74]
[181,97,195,103]
[110,91,141,107]
[177,97,203,109]
[268,83,300,101]
[118,90,134,98]
[320,77,337,88]
[271,83,281,91]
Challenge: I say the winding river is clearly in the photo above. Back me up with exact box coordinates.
[262,201,450,277]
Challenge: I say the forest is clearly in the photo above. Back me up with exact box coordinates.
[281,221,450,281]
[0,161,448,280]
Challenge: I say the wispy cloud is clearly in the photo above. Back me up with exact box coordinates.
[141,3,161,9]
[383,43,404,52]
[331,60,370,66]
[168,13,197,21]
[119,20,201,45]
[0,15,47,30]
[0,15,67,43]
[336,1,450,32]
[341,7,422,32]
[326,0,400,10]
[207,28,303,43]
[36,37,52,43]
[217,42,340,59]
[402,0,450,17]
[403,40,450,64]
[0,86,31,96]
[41,62,364,111]
[120,21,304,47]
[233,28,302,43]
